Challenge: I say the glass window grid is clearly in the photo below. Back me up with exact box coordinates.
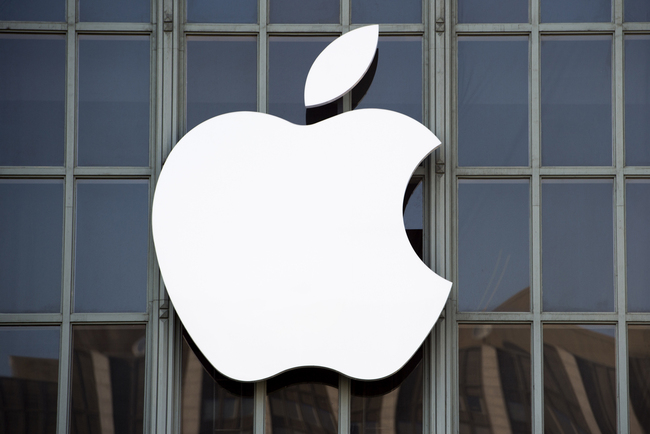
[452,0,650,433]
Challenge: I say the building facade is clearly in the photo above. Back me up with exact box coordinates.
[1,0,650,433]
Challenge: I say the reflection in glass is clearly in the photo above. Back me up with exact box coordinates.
[458,180,530,312]
[351,348,423,434]
[187,36,257,132]
[625,0,650,21]
[541,36,611,166]
[625,36,650,166]
[628,326,650,432]
[269,37,334,125]
[351,0,420,24]
[78,36,150,166]
[0,34,65,166]
[80,0,149,22]
[541,0,610,22]
[0,327,59,434]
[543,325,616,434]
[70,325,146,434]
[0,0,64,21]
[626,180,650,312]
[458,37,528,166]
[181,333,254,434]
[266,369,338,434]
[542,180,614,312]
[458,325,531,434]
[270,0,338,24]
[458,0,527,23]
[187,0,256,23]
[0,180,63,313]
[74,180,149,313]
[354,37,422,122]
[403,178,423,260]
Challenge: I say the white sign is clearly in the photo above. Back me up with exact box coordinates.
[152,25,452,382]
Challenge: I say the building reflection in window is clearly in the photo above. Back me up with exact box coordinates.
[628,325,650,433]
[351,347,423,434]
[181,332,254,434]
[458,324,531,434]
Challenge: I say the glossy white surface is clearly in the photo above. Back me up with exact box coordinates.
[152,109,452,381]
[304,25,378,108]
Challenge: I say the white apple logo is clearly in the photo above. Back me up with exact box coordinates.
[152,25,452,382]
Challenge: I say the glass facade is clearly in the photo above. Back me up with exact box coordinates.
[1,0,649,433]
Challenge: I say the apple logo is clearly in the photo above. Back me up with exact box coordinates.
[152,25,452,382]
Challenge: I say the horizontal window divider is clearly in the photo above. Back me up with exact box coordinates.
[626,313,650,322]
[454,23,532,33]
[539,167,617,176]
[0,314,63,323]
[413,166,426,176]
[540,312,619,321]
[266,24,345,33]
[456,313,533,321]
[454,167,532,176]
[0,167,66,176]
[538,23,616,33]
[371,24,425,33]
[183,23,261,33]
[0,22,67,31]
[622,23,650,32]
[69,312,149,322]
[623,167,650,176]
[75,22,154,32]
[73,167,153,176]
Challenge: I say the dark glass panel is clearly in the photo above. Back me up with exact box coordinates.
[542,180,614,312]
[78,36,150,166]
[0,34,65,166]
[266,369,338,434]
[626,180,650,312]
[187,36,257,132]
[458,180,530,312]
[187,0,257,23]
[628,326,650,432]
[458,37,528,166]
[458,325,531,434]
[625,0,650,21]
[0,327,59,434]
[543,325,616,434]
[625,36,650,166]
[80,0,149,22]
[0,0,64,21]
[270,0,338,24]
[541,0,610,22]
[70,325,146,434]
[541,36,612,166]
[458,0,527,23]
[74,180,149,313]
[355,37,422,122]
[351,0,420,24]
[269,37,334,125]
[403,178,423,260]
[181,333,254,434]
[351,348,423,434]
[0,180,63,313]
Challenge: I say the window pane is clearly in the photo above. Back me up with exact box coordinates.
[70,325,146,434]
[458,37,528,166]
[404,178,423,260]
[351,348,423,434]
[458,180,530,312]
[628,325,650,431]
[181,333,254,434]
[74,180,149,313]
[625,0,650,21]
[625,36,650,166]
[266,369,338,434]
[270,0,338,24]
[541,36,612,166]
[352,0,420,23]
[187,0,256,23]
[355,37,422,122]
[80,0,149,22]
[626,180,650,312]
[543,325,616,434]
[458,325,531,434]
[187,36,257,132]
[458,0,527,23]
[541,0,610,22]
[0,0,64,21]
[542,180,614,312]
[0,180,63,313]
[0,34,65,166]
[269,37,334,125]
[78,36,150,166]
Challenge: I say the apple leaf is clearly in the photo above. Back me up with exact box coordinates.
[304,25,379,108]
